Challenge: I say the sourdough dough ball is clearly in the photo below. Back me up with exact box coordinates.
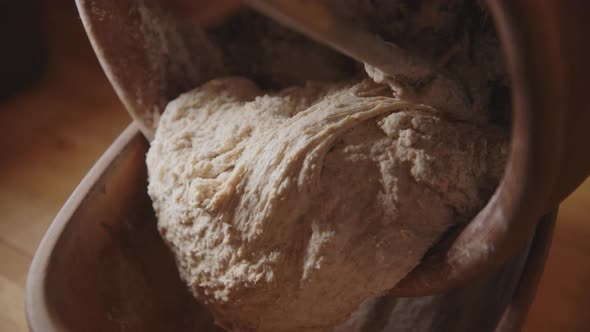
[146,78,507,331]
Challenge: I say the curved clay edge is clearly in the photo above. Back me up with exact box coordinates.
[25,124,140,332]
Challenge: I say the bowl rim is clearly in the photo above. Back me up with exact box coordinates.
[25,124,142,332]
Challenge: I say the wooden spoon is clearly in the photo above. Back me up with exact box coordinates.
[75,0,590,296]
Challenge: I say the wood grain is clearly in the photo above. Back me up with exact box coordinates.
[0,3,128,331]
[0,3,587,332]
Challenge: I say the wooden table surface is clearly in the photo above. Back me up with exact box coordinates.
[0,3,588,332]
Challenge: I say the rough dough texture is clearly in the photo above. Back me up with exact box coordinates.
[147,77,507,331]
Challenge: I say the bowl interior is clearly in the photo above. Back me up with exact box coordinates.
[27,126,221,331]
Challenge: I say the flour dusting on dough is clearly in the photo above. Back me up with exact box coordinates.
[147,77,507,331]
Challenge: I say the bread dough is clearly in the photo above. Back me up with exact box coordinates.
[146,77,507,331]
[146,2,508,330]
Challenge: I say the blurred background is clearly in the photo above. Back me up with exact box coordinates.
[0,1,588,331]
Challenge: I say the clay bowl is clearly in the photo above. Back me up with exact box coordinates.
[72,0,590,294]
[26,122,556,332]
[27,0,589,331]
